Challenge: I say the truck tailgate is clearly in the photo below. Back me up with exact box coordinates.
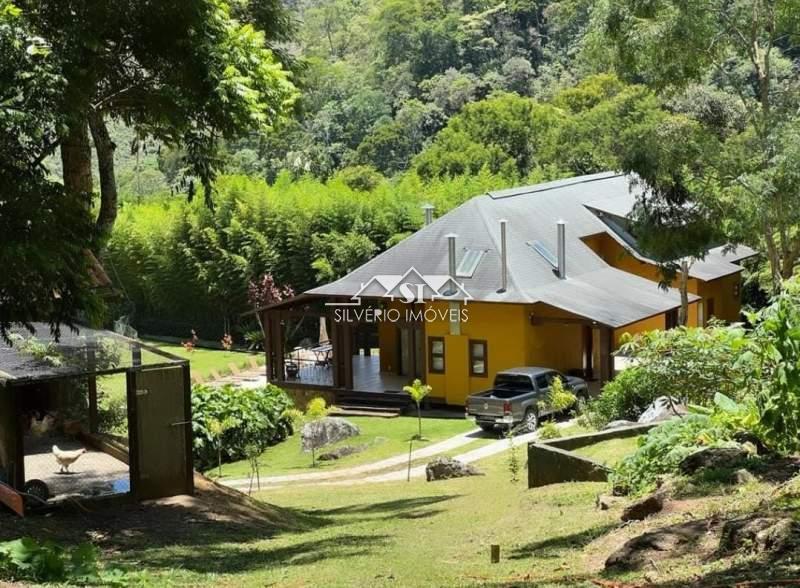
[467,395,508,418]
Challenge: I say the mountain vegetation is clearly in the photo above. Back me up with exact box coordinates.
[5,0,800,338]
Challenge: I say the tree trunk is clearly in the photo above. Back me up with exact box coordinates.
[678,259,690,326]
[59,118,93,203]
[89,111,118,244]
[416,402,422,439]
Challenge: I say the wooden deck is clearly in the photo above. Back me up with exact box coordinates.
[290,354,410,392]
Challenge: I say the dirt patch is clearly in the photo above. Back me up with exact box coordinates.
[605,518,721,571]
[0,473,311,553]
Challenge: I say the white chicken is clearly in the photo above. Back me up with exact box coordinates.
[52,445,86,473]
[30,414,56,437]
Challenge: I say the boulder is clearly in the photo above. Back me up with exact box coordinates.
[719,516,800,555]
[606,519,711,571]
[637,396,686,424]
[301,417,360,452]
[678,445,750,475]
[425,457,483,482]
[603,420,638,430]
[621,491,665,522]
[318,444,368,461]
[732,468,757,485]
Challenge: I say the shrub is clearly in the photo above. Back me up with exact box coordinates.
[0,538,136,585]
[192,384,294,471]
[96,390,128,435]
[610,415,729,495]
[537,421,561,440]
[749,279,800,453]
[585,366,660,427]
[587,324,757,427]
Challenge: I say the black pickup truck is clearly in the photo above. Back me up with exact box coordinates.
[466,367,589,433]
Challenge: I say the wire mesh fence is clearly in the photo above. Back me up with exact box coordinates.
[21,378,131,501]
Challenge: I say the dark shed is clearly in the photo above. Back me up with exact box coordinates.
[0,323,193,514]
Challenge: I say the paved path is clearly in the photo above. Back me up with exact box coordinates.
[223,419,576,490]
[222,427,484,490]
[210,367,267,389]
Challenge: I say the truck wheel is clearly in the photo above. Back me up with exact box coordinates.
[478,423,495,433]
[523,409,538,433]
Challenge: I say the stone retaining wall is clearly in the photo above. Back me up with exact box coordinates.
[281,383,337,411]
[527,423,656,489]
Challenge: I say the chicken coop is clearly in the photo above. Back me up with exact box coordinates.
[0,323,193,515]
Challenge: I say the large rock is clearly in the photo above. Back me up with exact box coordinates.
[301,417,360,452]
[637,396,686,424]
[678,445,750,475]
[719,516,800,555]
[606,519,712,571]
[425,457,483,482]
[318,444,368,461]
[621,491,665,522]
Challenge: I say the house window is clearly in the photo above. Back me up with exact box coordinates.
[665,308,679,330]
[707,298,715,320]
[429,337,445,374]
[469,340,488,376]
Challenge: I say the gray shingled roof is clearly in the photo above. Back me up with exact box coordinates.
[308,172,756,327]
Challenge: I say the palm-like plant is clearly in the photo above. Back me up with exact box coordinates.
[403,379,432,440]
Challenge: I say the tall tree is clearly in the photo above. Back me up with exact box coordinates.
[618,114,722,325]
[604,0,800,291]
[14,0,297,246]
[0,3,101,339]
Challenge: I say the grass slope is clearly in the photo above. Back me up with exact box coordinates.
[573,436,641,467]
[97,340,264,407]
[120,453,618,587]
[214,416,480,479]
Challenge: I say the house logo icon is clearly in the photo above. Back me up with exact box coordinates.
[326,267,472,306]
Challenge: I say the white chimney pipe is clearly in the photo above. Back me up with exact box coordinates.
[422,204,435,226]
[557,220,566,279]
[498,219,508,293]
[446,234,458,280]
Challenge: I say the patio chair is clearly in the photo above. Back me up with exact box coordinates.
[285,361,300,380]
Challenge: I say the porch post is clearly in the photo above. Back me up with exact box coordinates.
[273,312,285,382]
[330,319,354,390]
[581,325,594,380]
[598,326,613,384]
[87,340,98,434]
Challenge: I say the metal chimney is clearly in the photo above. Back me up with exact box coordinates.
[446,234,458,280]
[422,204,435,226]
[557,220,566,279]
[498,219,508,293]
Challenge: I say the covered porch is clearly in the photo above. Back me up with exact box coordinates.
[259,296,420,397]
[285,354,411,392]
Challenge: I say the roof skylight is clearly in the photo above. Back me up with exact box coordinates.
[455,249,485,278]
[527,240,558,269]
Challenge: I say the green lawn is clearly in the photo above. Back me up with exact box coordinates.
[116,445,778,587]
[143,340,265,381]
[214,416,480,479]
[573,436,641,467]
[121,453,620,587]
[97,340,264,401]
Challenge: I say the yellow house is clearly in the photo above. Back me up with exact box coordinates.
[260,172,756,407]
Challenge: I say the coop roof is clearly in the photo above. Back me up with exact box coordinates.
[0,323,187,387]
